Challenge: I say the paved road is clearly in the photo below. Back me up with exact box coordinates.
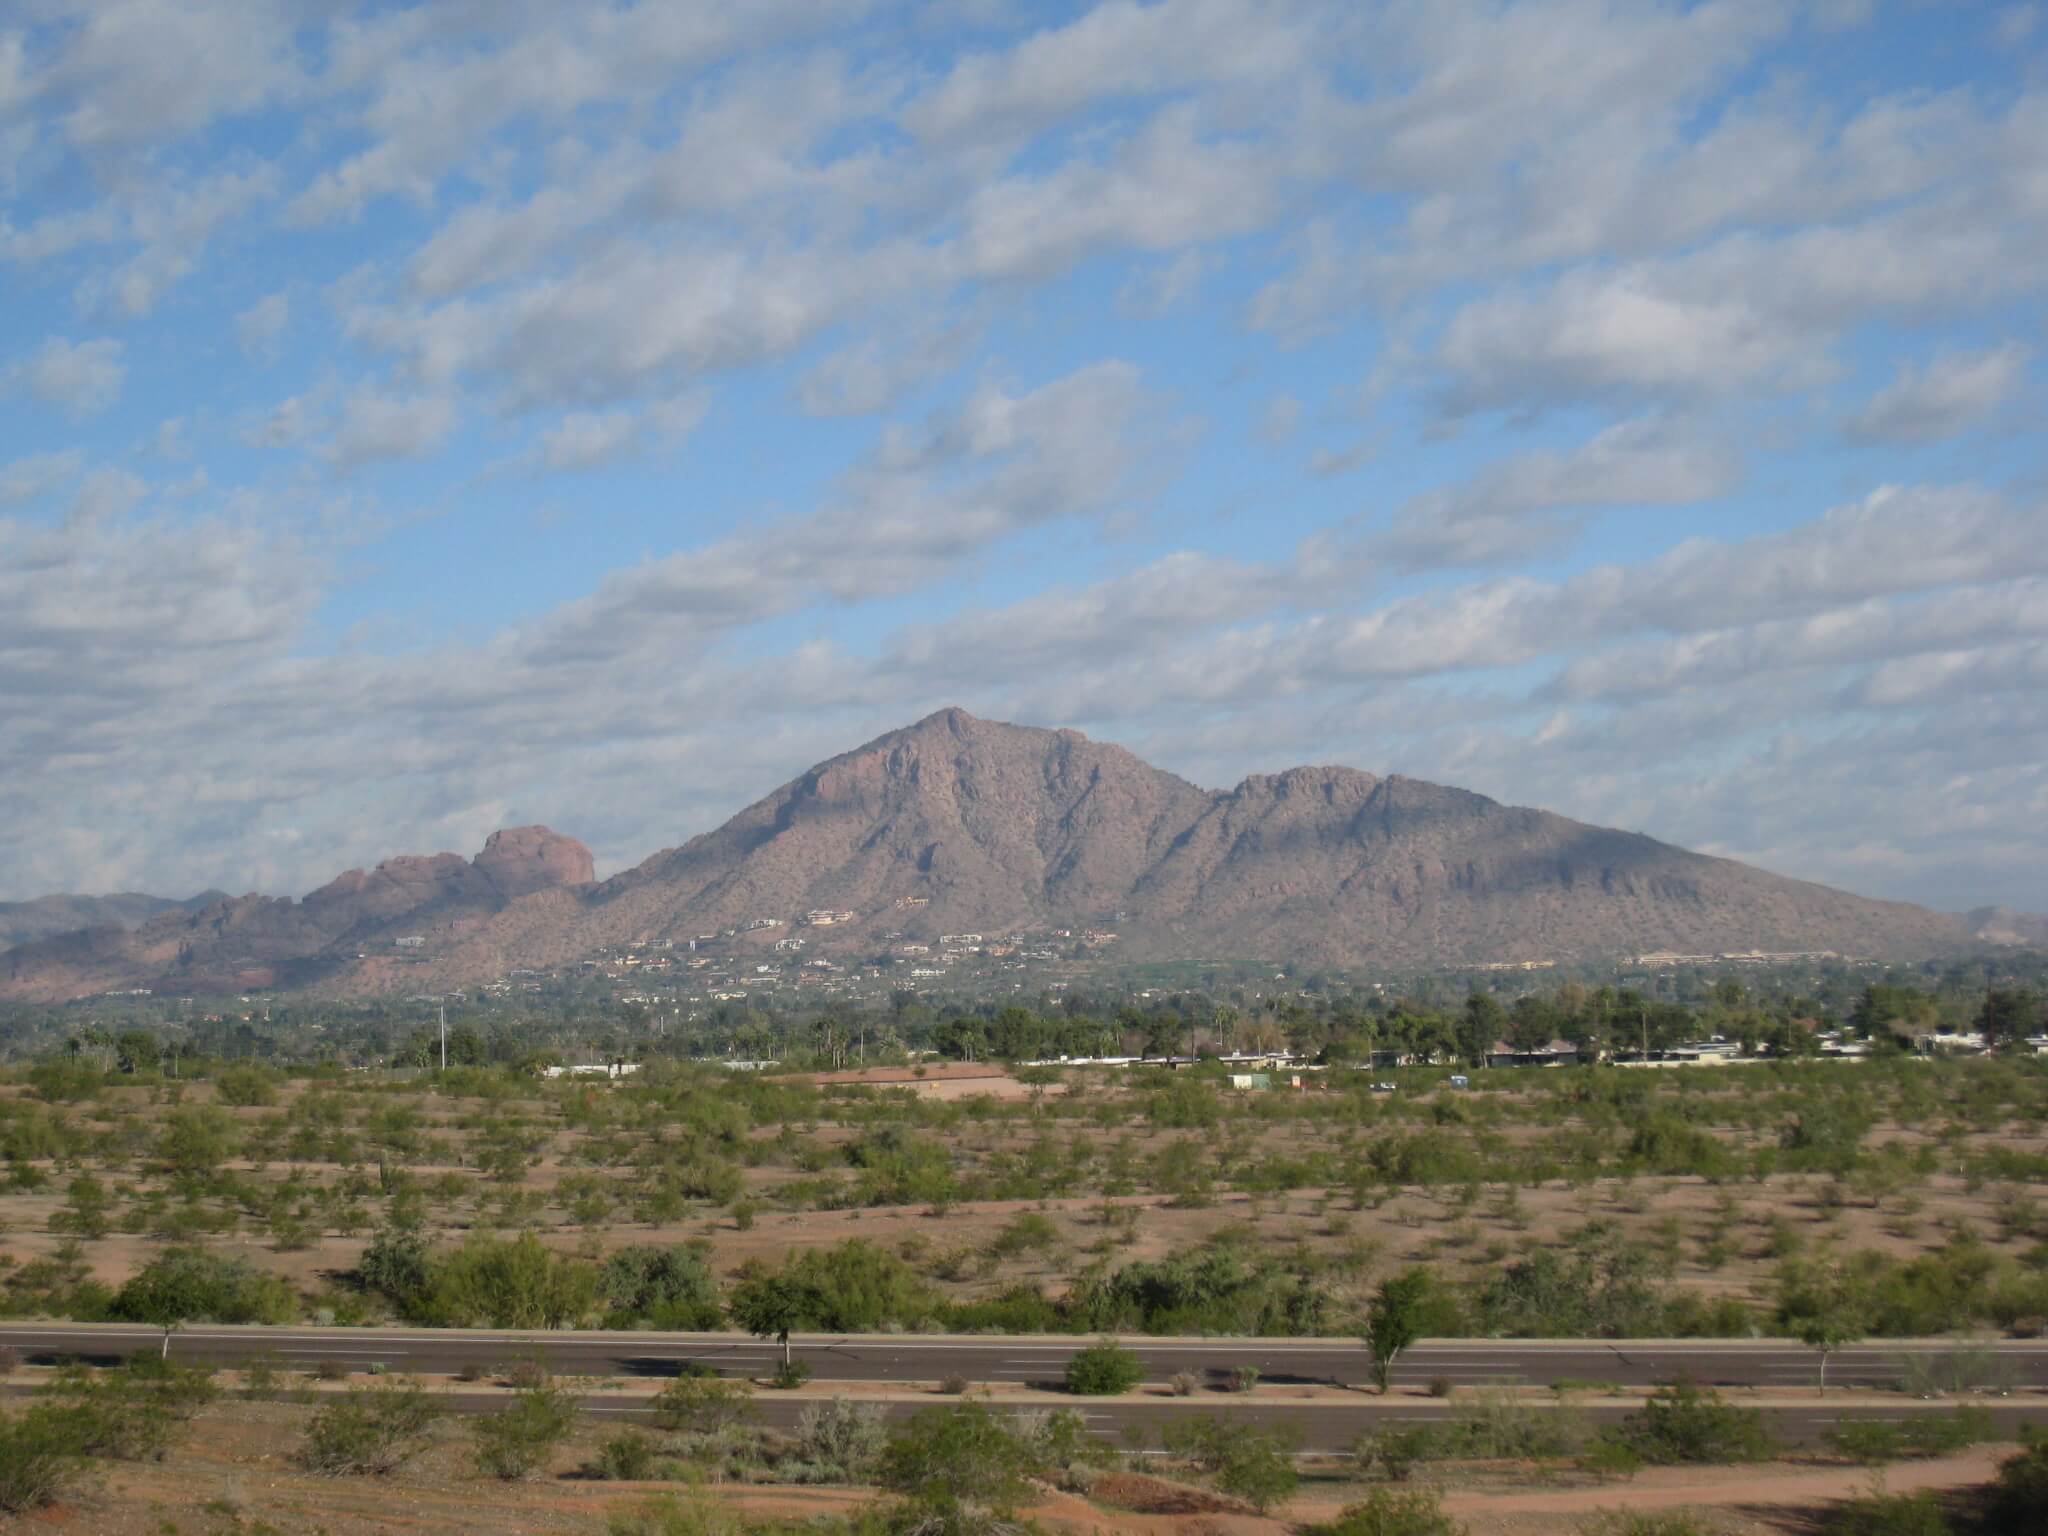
[3,1323,2045,1397]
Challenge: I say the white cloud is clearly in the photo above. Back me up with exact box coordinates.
[324,387,459,469]
[40,0,301,150]
[904,0,1319,148]
[1376,416,1740,568]
[1846,343,2030,444]
[0,450,82,504]
[534,393,708,473]
[3,335,125,417]
[235,292,290,360]
[1436,268,1813,414]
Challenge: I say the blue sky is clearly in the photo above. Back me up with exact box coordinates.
[1,0,2044,915]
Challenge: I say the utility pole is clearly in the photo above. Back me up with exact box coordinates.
[439,999,447,1072]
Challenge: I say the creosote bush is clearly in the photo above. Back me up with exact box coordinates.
[299,1378,440,1475]
[1064,1338,1143,1395]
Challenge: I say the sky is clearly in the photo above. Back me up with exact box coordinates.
[0,0,2044,915]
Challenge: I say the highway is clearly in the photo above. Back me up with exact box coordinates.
[3,1323,2046,1397]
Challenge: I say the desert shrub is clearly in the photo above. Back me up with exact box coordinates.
[411,1233,599,1328]
[1895,1347,2018,1399]
[989,1211,1061,1259]
[1581,1515,1709,1536]
[770,1359,811,1389]
[357,1226,430,1310]
[1304,1486,1465,1536]
[589,1429,659,1481]
[793,1397,886,1478]
[1830,1408,1993,1465]
[214,1066,279,1107]
[1070,1248,1328,1335]
[1064,1338,1143,1395]
[600,1245,721,1329]
[472,1381,579,1480]
[877,1403,1052,1525]
[606,1493,748,1536]
[942,1287,1066,1333]
[1212,1426,1299,1511]
[299,1378,440,1475]
[0,1405,91,1513]
[1353,1424,1444,1482]
[1473,1237,1669,1339]
[1170,1370,1198,1396]
[42,1357,219,1461]
[1605,1380,1773,1465]
[1979,1433,2048,1536]
[112,1246,297,1327]
[1162,1414,1298,1507]
[1828,1492,1951,1536]
[1439,1389,1585,1459]
[650,1373,754,1436]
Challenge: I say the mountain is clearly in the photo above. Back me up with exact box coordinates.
[1962,907,2048,947]
[0,711,1989,1001]
[1,828,592,1000]
[0,891,226,954]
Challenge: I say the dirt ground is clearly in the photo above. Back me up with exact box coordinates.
[35,1399,2019,1536]
[3,1064,2042,1330]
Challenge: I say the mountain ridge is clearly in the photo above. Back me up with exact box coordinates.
[0,709,2009,1001]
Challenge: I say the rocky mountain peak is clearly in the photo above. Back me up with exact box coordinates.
[475,826,595,896]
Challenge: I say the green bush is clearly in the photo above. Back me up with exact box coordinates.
[1064,1338,1143,1395]
[42,1358,219,1461]
[410,1233,598,1328]
[878,1403,1039,1512]
[1829,1491,1951,1536]
[600,1245,721,1330]
[214,1066,279,1107]
[1829,1408,1993,1465]
[589,1429,659,1481]
[649,1373,754,1436]
[1581,1515,1709,1536]
[0,1406,90,1513]
[1353,1424,1444,1482]
[472,1382,579,1480]
[299,1379,440,1475]
[1980,1433,2048,1536]
[1212,1427,1299,1512]
[606,1494,747,1536]
[112,1246,297,1327]
[793,1396,886,1478]
[1605,1380,1773,1465]
[1305,1486,1465,1536]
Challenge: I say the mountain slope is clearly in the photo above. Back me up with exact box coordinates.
[0,891,226,954]
[0,711,1980,1000]
[1,828,592,1000]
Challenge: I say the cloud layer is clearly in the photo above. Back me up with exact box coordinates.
[0,1,2041,917]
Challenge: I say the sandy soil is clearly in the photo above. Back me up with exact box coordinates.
[46,1395,2020,1536]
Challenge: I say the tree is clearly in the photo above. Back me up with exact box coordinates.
[1977,988,2040,1053]
[1459,995,1507,1066]
[1365,1269,1436,1393]
[727,1269,814,1371]
[112,1246,296,1338]
[1780,1262,1872,1397]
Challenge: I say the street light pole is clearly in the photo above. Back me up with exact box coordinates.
[439,999,447,1072]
